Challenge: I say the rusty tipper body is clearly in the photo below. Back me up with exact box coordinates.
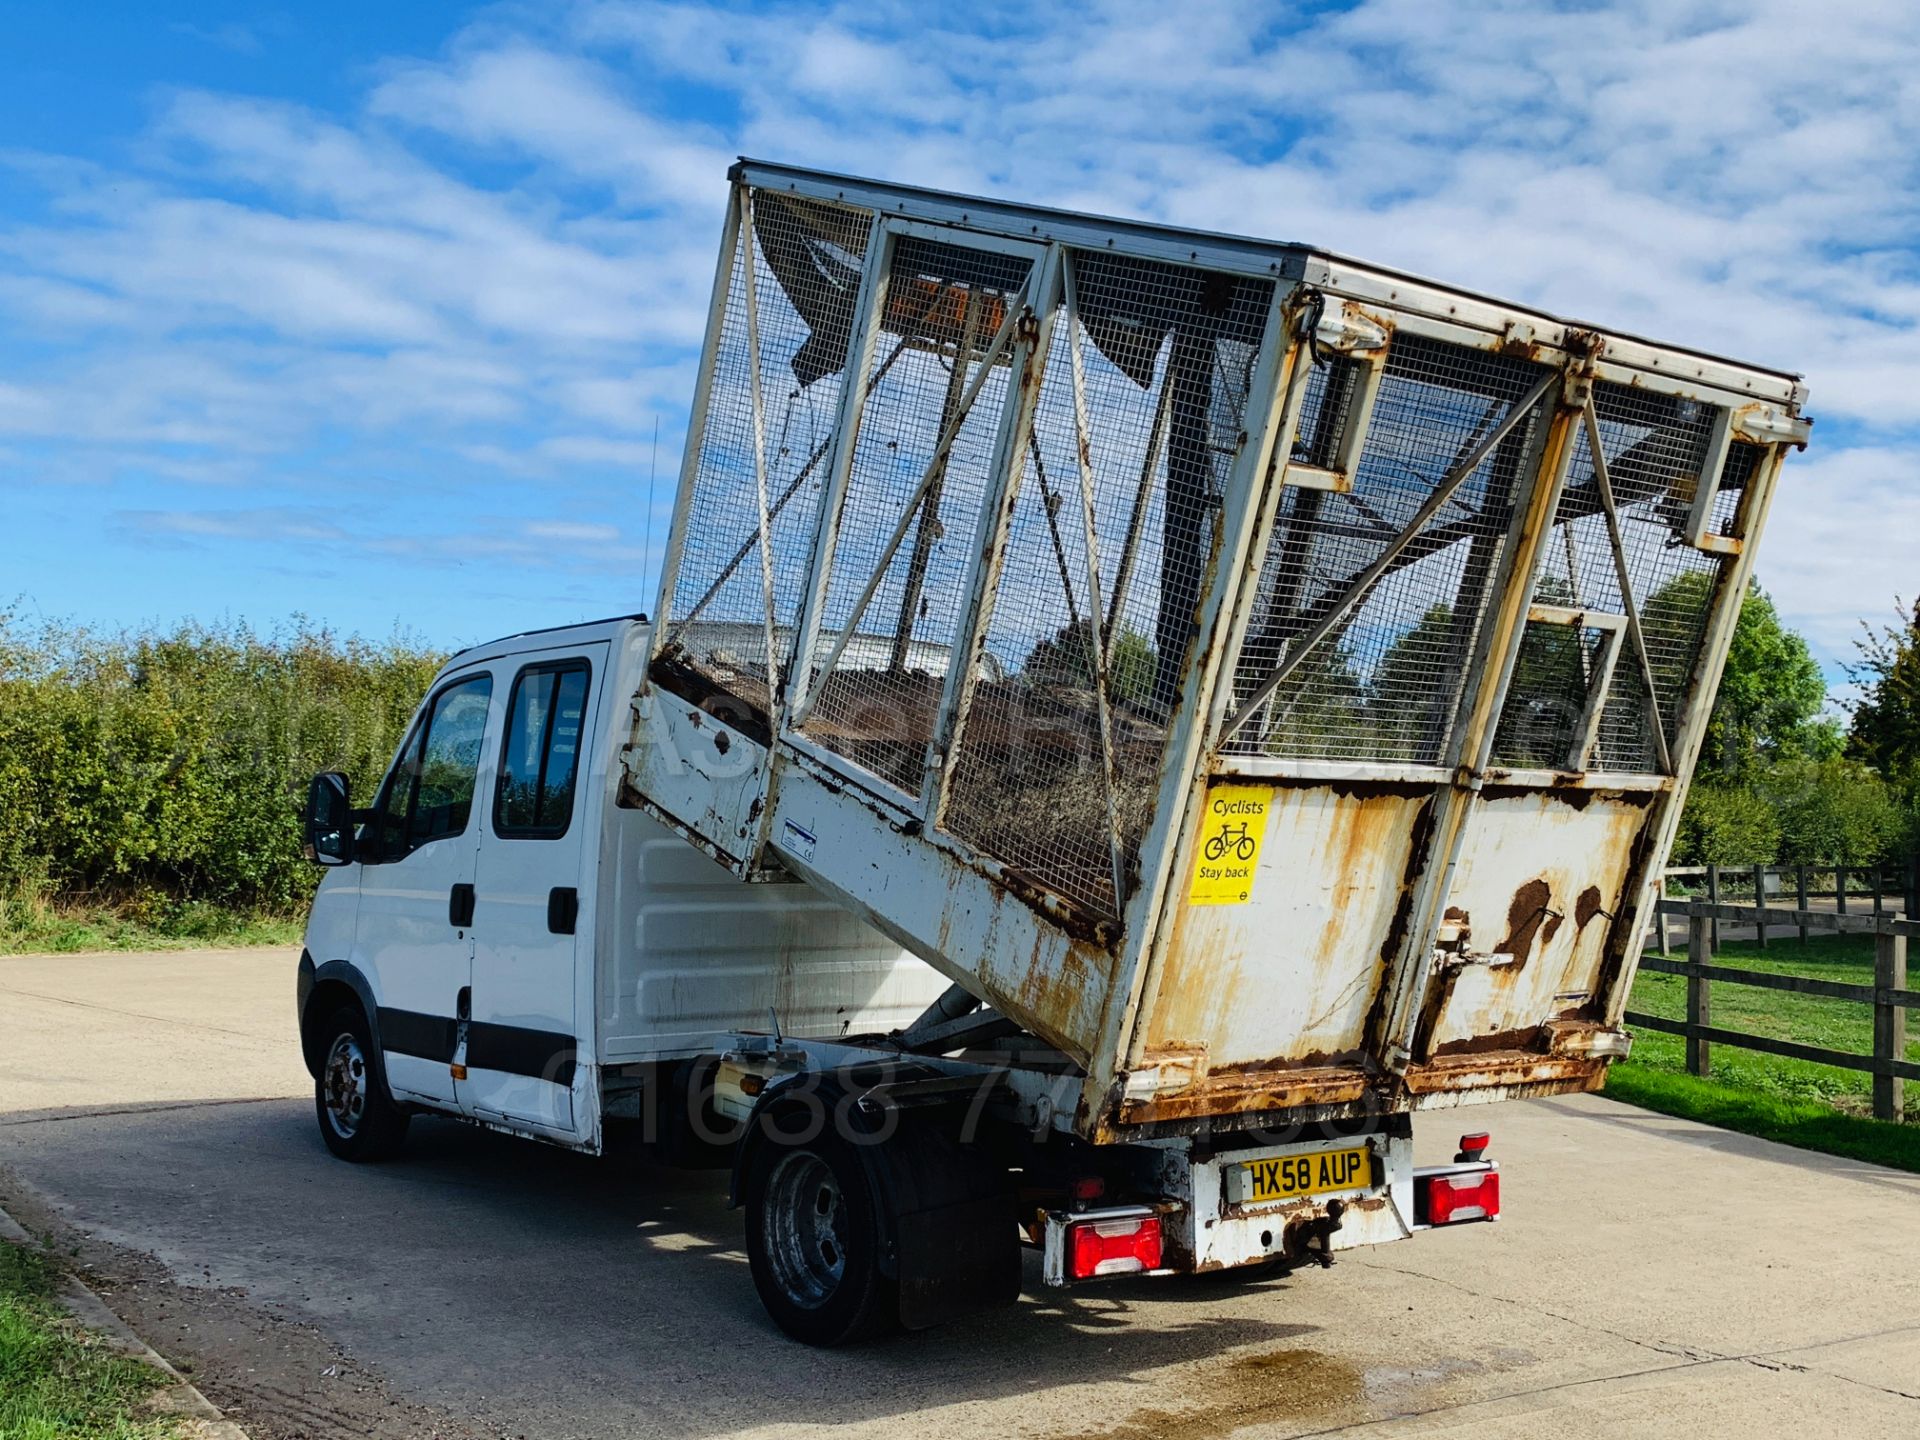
[633,160,1809,1146]
[299,158,1811,1344]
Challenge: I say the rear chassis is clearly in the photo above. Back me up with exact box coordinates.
[703,1030,1500,1293]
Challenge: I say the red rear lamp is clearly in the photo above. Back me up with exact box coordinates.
[1423,1169,1500,1225]
[1067,1215,1162,1278]
[1068,1175,1107,1204]
[1455,1131,1490,1163]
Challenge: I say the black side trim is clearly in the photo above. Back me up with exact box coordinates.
[377,1007,459,1064]
[467,1021,576,1088]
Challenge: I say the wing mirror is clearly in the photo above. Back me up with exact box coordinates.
[303,772,356,866]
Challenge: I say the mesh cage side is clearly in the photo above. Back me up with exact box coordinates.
[798,237,1035,794]
[1520,383,1735,773]
[1489,621,1612,769]
[941,252,1273,916]
[1225,335,1551,764]
[660,190,877,722]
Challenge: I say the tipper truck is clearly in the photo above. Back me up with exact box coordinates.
[296,159,1811,1344]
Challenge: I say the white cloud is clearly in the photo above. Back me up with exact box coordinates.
[1759,443,1919,662]
[2,0,1913,671]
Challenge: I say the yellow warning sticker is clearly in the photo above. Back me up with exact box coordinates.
[1187,784,1274,906]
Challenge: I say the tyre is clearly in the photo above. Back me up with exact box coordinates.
[744,1129,897,1346]
[313,1005,410,1162]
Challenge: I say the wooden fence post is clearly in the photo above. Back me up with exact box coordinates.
[1687,913,1712,1078]
[1655,874,1670,956]
[1754,863,1768,949]
[1906,852,1919,922]
[1873,931,1907,1122]
[1871,865,1884,917]
[1708,864,1721,948]
[1837,866,1848,916]
[1797,864,1810,946]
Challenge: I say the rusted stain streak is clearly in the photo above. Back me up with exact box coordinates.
[1575,884,1604,929]
[1403,1051,1606,1095]
[1118,1066,1375,1125]
[1431,1024,1545,1058]
[1361,795,1436,1053]
[1478,779,1659,811]
[1497,877,1554,964]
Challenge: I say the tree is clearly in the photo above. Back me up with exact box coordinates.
[1645,574,1837,777]
[1847,598,1920,781]
[1753,758,1905,865]
[1022,621,1157,708]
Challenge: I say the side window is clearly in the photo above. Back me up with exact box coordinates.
[370,724,424,860]
[367,673,494,859]
[494,661,590,838]
[410,676,494,846]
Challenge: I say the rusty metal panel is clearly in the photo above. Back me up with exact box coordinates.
[1416,788,1652,1056]
[1135,781,1430,1075]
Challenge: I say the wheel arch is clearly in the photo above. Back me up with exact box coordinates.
[729,1075,1018,1325]
[298,953,385,1080]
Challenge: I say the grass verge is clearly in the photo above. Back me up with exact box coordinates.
[0,885,302,956]
[1626,934,1917,1119]
[0,1240,179,1439]
[1602,1062,1920,1174]
[1614,932,1920,1173]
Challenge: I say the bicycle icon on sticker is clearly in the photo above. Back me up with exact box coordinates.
[1203,822,1258,863]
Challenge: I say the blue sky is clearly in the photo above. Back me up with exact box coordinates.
[2,1,1915,690]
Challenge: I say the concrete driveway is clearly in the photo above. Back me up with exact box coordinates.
[2,947,1917,1439]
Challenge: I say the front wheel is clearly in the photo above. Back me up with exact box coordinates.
[314,1006,410,1162]
[744,1132,896,1346]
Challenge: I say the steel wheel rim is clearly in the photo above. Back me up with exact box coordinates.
[323,1033,369,1139]
[763,1151,847,1308]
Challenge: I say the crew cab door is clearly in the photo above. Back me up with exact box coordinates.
[463,644,606,1134]
[354,667,496,1108]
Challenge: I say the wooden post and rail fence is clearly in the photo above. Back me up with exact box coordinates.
[1627,857,1918,1122]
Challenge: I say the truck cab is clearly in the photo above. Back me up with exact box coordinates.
[296,615,948,1159]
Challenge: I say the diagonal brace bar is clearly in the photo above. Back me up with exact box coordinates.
[1581,399,1674,773]
[676,283,958,631]
[1219,370,1558,744]
[791,279,1031,727]
[737,188,785,702]
[1063,253,1128,905]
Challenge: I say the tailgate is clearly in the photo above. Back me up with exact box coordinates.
[1112,352,1775,1133]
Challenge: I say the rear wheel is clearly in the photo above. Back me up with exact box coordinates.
[744,1131,896,1346]
[314,1006,410,1162]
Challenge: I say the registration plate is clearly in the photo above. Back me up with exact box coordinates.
[1233,1145,1373,1207]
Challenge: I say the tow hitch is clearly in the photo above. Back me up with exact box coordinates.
[1285,1196,1347,1268]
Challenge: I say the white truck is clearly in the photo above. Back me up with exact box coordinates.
[296,160,1810,1345]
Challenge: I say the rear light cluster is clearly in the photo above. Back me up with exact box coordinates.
[1422,1169,1500,1225]
[1415,1131,1500,1227]
[1067,1215,1162,1278]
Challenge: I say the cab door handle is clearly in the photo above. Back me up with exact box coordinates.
[547,887,578,936]
[449,883,475,928]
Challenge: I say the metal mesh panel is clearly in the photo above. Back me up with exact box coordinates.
[941,252,1273,915]
[660,190,876,717]
[798,237,1035,794]
[1522,383,1731,772]
[1225,335,1552,763]
[1489,621,1611,769]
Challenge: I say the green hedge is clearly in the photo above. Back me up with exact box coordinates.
[0,617,442,912]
